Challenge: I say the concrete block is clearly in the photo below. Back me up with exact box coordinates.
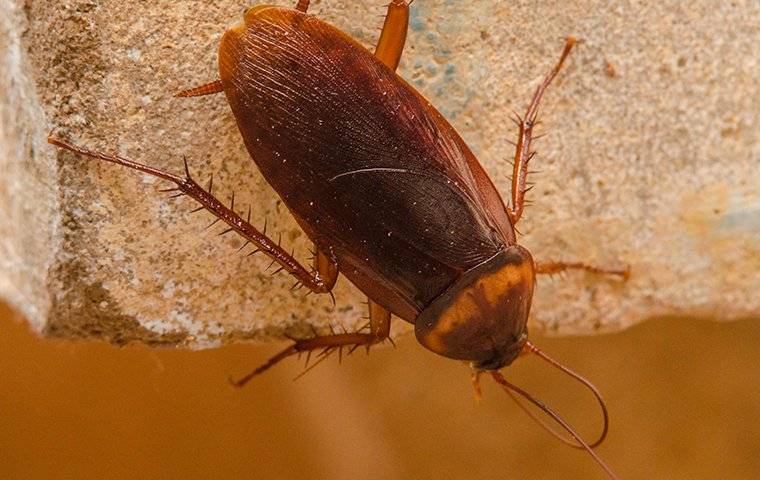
[1,0,758,347]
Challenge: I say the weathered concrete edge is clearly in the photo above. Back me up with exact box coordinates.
[0,0,57,331]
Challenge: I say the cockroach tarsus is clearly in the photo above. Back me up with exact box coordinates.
[48,1,628,478]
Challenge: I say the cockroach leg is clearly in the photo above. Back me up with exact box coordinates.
[295,0,310,13]
[47,136,335,294]
[374,0,409,71]
[229,300,392,387]
[535,260,630,280]
[314,248,339,293]
[174,79,224,98]
[507,37,578,225]
[367,299,392,339]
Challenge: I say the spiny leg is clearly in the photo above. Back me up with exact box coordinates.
[295,300,390,357]
[295,0,310,12]
[48,136,335,294]
[535,260,629,279]
[230,300,392,387]
[374,0,409,71]
[175,80,224,98]
[507,37,577,225]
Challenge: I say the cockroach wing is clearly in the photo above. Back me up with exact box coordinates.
[219,7,515,321]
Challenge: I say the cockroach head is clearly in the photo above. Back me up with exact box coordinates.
[415,246,535,370]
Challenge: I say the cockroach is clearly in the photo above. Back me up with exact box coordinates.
[49,1,629,477]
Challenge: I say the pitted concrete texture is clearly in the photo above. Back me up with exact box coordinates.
[1,0,758,347]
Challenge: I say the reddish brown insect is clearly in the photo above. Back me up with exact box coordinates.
[49,1,628,477]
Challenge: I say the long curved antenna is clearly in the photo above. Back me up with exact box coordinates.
[490,371,620,480]
[500,383,592,450]
[504,341,610,449]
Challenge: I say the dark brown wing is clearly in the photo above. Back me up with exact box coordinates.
[219,7,515,321]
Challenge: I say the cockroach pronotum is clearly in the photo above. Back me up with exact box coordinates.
[48,1,629,477]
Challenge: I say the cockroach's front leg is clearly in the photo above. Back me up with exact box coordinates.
[535,260,629,280]
[48,137,335,294]
[231,300,392,387]
[507,37,577,225]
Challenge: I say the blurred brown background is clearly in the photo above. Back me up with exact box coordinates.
[1,300,758,479]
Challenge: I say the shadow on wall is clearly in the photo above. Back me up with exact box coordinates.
[0,301,758,480]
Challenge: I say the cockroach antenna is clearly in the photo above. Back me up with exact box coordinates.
[471,341,618,479]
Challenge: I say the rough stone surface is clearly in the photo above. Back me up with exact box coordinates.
[1,0,758,347]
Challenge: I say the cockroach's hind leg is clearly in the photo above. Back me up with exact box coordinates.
[507,37,578,226]
[535,259,630,280]
[374,0,409,71]
[47,136,335,295]
[229,299,392,387]
[175,79,224,98]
